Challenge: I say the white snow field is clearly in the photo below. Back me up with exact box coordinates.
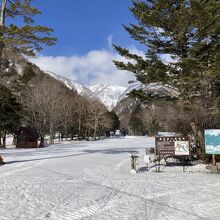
[1,136,220,220]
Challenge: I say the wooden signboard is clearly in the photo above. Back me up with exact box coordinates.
[155,136,190,157]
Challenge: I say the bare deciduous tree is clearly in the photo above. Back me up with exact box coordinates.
[21,77,70,145]
[86,100,107,140]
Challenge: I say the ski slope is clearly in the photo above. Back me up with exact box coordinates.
[0,136,220,220]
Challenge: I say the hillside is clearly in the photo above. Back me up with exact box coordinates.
[114,82,180,130]
[46,71,99,101]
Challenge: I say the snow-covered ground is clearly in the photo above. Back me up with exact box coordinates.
[0,136,220,220]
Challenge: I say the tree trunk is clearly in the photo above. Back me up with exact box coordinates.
[190,121,205,159]
[0,132,2,147]
[71,133,74,140]
[85,128,89,141]
[64,126,68,140]
[78,117,81,140]
[0,0,7,74]
[13,134,17,146]
[49,124,54,144]
[39,135,45,147]
[2,132,6,148]
[0,0,7,26]
[93,124,97,141]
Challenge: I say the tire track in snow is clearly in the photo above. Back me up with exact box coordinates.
[0,159,45,178]
[82,166,207,220]
[31,166,121,220]
[1,163,207,220]
[143,173,157,220]
[80,166,153,219]
[53,199,117,220]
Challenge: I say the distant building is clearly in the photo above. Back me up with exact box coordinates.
[16,127,39,148]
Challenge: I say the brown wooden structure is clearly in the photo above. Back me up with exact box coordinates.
[16,127,39,148]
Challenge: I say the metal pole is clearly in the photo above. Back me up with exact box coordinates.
[212,154,216,166]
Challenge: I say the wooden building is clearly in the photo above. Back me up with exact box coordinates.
[16,127,39,148]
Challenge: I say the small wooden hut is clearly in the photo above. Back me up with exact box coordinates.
[16,127,39,148]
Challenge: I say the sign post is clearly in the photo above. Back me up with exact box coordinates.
[130,152,139,173]
[212,154,216,166]
[144,154,150,171]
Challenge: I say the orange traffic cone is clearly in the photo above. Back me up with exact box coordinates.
[0,154,4,165]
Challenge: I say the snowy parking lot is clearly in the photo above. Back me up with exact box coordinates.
[1,136,220,220]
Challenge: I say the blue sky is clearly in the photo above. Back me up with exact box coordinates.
[32,0,137,56]
[28,0,144,87]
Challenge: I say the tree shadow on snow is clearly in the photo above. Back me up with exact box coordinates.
[4,147,145,165]
[5,151,92,165]
[82,147,144,155]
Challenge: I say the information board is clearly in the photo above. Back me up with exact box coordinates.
[205,129,220,154]
[155,136,190,157]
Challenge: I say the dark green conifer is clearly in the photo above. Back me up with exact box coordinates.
[0,84,21,147]
[0,0,57,76]
[114,0,220,157]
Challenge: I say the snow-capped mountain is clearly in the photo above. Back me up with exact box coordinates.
[89,84,127,110]
[46,72,127,110]
[118,82,180,103]
[46,71,98,100]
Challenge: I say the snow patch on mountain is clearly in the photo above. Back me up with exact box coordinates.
[46,71,98,100]
[89,84,127,110]
[118,82,180,104]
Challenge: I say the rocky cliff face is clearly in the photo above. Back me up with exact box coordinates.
[114,82,180,129]
[89,84,126,110]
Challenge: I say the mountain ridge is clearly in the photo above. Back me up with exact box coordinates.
[46,71,99,101]
[89,84,127,110]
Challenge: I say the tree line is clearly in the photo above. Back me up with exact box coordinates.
[21,74,120,145]
[0,66,120,147]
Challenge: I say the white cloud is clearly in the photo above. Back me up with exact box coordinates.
[29,42,177,88]
[107,35,113,49]
[29,48,140,87]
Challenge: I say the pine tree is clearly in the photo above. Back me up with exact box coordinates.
[114,0,220,157]
[0,84,21,147]
[129,115,146,136]
[109,110,120,131]
[128,104,147,135]
[0,0,56,76]
[13,62,36,91]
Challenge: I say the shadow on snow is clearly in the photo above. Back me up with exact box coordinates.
[4,147,144,165]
